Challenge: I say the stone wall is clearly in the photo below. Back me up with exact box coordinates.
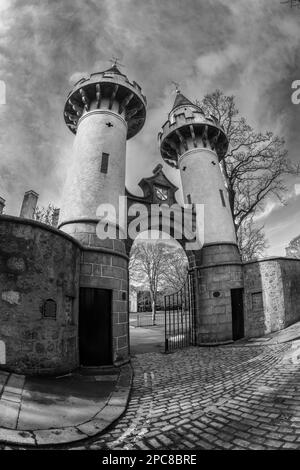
[243,257,300,338]
[196,243,243,344]
[0,216,81,375]
[64,222,129,366]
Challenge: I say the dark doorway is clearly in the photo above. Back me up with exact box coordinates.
[79,288,112,366]
[231,288,244,341]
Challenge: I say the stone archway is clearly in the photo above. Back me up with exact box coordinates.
[125,165,200,352]
[125,164,200,267]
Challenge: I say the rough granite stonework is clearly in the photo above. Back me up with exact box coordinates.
[243,257,300,338]
[195,243,243,344]
[0,216,81,375]
[63,222,129,366]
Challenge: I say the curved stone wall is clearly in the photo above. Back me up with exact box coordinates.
[0,216,81,375]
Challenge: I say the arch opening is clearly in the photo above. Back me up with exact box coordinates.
[128,229,190,355]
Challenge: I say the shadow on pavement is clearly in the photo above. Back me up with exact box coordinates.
[129,325,165,355]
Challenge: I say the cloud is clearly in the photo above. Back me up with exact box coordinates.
[254,200,283,222]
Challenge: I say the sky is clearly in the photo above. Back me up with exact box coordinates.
[0,0,300,256]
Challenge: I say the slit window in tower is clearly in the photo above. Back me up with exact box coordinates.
[101,152,109,174]
[219,189,226,207]
[187,194,192,204]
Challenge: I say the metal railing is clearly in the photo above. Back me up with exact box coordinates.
[129,311,165,327]
[164,273,196,352]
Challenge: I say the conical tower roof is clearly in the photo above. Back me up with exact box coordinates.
[104,64,122,75]
[172,91,195,111]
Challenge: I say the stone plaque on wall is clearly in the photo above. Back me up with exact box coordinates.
[252,292,263,310]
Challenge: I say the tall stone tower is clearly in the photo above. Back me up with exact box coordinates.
[59,65,146,366]
[159,91,244,344]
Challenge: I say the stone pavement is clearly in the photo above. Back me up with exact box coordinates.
[60,340,300,450]
[0,365,131,446]
[2,322,300,449]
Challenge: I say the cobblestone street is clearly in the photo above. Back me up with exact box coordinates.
[56,342,300,451]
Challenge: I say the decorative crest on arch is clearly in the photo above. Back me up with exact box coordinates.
[126,163,178,206]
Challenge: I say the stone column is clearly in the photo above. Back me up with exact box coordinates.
[59,109,127,234]
[51,208,60,228]
[179,147,237,245]
[20,190,39,219]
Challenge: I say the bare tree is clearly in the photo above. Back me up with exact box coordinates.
[160,246,188,293]
[33,203,59,226]
[129,240,188,324]
[286,236,300,259]
[237,216,269,262]
[199,90,299,259]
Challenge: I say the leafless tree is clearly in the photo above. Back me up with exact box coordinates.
[33,203,59,226]
[160,246,188,293]
[129,240,188,324]
[286,236,300,259]
[200,90,299,259]
[237,216,269,262]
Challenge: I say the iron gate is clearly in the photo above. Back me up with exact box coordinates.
[164,271,196,352]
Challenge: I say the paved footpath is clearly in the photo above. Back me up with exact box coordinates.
[59,342,300,450]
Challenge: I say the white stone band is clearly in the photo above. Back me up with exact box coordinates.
[178,147,217,167]
[77,109,128,129]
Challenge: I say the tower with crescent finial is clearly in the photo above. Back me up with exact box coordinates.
[59,64,147,366]
[158,89,244,344]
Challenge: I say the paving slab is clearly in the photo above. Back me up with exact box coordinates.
[34,427,87,446]
[0,427,36,446]
[0,400,20,429]
[0,372,9,395]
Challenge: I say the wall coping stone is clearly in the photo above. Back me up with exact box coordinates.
[0,214,82,248]
[190,261,243,270]
[202,242,239,248]
[243,256,300,266]
[0,215,129,261]
[83,246,129,261]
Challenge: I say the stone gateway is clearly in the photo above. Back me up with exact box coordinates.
[1,66,300,375]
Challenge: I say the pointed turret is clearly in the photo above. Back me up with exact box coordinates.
[104,64,122,75]
[158,90,227,168]
[171,91,195,111]
[64,64,146,139]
